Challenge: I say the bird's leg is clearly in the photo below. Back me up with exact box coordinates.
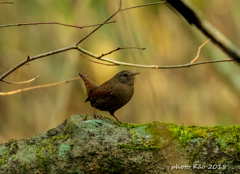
[93,108,103,119]
[110,113,120,122]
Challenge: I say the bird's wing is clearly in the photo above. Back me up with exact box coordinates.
[85,86,116,102]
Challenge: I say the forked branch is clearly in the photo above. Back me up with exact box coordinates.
[0,0,236,89]
[0,45,77,81]
[76,1,167,45]
[76,0,123,45]
[98,47,145,59]
[0,0,165,81]
[1,40,234,95]
[77,46,234,69]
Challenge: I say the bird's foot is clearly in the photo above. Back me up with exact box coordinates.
[94,114,103,120]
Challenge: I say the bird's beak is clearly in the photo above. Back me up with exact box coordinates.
[132,72,140,76]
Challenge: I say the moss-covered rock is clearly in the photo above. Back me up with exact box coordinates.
[0,115,240,173]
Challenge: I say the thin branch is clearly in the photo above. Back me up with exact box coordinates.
[80,53,116,66]
[76,0,122,45]
[98,47,146,59]
[191,39,211,63]
[166,0,240,63]
[1,74,39,85]
[77,46,234,69]
[0,63,30,73]
[0,2,13,4]
[0,76,81,96]
[0,0,234,84]
[76,0,168,45]
[0,0,165,81]
[0,21,116,29]
[121,1,166,12]
[0,45,77,81]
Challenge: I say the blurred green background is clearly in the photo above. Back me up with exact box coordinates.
[0,0,240,143]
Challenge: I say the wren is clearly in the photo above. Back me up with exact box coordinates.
[79,70,139,122]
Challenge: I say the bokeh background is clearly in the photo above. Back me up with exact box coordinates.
[0,0,240,143]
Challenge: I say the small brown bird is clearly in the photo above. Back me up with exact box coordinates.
[79,70,139,121]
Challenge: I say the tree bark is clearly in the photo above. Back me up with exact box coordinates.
[0,115,239,173]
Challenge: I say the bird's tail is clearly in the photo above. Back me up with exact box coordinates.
[79,73,98,96]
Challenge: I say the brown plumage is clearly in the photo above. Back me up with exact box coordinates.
[79,70,139,121]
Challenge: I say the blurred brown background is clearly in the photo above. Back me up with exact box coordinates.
[0,0,240,144]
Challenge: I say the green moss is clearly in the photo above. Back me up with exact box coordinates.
[49,144,52,155]
[119,122,176,151]
[165,124,240,151]
[119,121,240,165]
[145,122,175,149]
[165,124,208,146]
[33,118,74,170]
[167,123,240,165]
[62,119,73,140]
[0,146,7,156]
[3,115,240,171]
[0,139,18,165]
[118,122,146,129]
[118,134,157,151]
[36,142,52,170]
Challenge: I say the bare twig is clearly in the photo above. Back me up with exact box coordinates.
[76,1,167,45]
[0,0,235,84]
[121,1,166,11]
[0,63,30,73]
[0,76,81,95]
[98,47,146,59]
[77,46,234,69]
[191,39,211,63]
[0,21,116,29]
[1,74,39,85]
[0,2,13,4]
[0,0,165,82]
[0,45,77,81]
[76,0,122,45]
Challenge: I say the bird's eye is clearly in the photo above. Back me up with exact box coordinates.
[123,73,128,77]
